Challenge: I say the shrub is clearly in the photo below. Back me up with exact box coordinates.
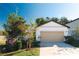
[14,39,22,50]
[32,41,40,47]
[65,36,75,44]
[5,44,14,52]
[0,45,7,53]
[14,38,28,50]
[65,36,79,47]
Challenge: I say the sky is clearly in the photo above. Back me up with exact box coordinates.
[0,3,79,30]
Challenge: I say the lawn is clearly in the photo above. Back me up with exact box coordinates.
[0,48,39,56]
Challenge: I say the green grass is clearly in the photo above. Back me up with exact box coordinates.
[0,48,39,56]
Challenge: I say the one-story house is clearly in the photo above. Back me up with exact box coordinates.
[36,21,70,42]
[66,18,79,39]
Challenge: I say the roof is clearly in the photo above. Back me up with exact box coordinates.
[66,18,79,24]
[37,21,70,28]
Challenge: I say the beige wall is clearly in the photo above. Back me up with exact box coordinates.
[0,36,6,45]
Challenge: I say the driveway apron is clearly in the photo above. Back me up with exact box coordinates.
[40,42,79,56]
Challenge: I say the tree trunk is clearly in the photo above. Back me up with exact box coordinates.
[26,41,29,50]
[28,42,31,50]
[26,40,32,50]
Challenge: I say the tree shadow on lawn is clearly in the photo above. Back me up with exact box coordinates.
[2,49,24,56]
[1,48,40,56]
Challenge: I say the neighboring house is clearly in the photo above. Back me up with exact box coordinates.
[0,36,6,45]
[0,36,6,40]
[66,18,79,39]
[36,21,70,42]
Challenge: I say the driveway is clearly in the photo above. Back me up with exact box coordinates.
[40,42,79,56]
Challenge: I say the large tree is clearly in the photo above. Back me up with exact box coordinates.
[59,17,69,25]
[50,17,59,22]
[36,18,47,26]
[3,13,27,45]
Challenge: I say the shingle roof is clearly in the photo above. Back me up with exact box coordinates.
[52,21,70,28]
[66,18,79,24]
[37,21,70,28]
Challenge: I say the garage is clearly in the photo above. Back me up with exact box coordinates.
[36,21,69,43]
[40,31,64,42]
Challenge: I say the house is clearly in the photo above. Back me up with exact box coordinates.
[66,18,79,38]
[36,21,70,42]
[0,36,6,45]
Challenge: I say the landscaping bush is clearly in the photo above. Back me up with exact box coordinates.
[3,39,27,53]
[32,41,40,47]
[0,45,7,53]
[14,38,28,50]
[14,39,22,51]
[5,39,23,52]
[5,44,14,52]
[65,36,75,44]
[65,36,79,47]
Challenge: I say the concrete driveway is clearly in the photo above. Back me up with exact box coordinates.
[40,42,79,56]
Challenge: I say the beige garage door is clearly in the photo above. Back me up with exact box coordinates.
[40,31,64,42]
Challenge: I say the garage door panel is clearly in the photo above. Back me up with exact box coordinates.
[40,31,64,42]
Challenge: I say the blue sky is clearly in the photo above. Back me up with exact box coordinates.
[0,3,79,30]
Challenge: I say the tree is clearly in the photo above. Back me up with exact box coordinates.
[26,20,36,49]
[46,17,50,21]
[59,17,69,25]
[3,13,27,49]
[36,18,47,26]
[50,17,59,22]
